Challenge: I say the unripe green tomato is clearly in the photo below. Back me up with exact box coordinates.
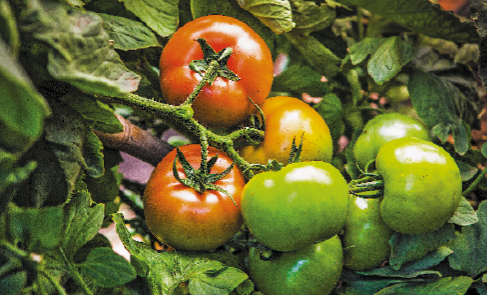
[343,195,394,271]
[353,113,430,170]
[376,137,462,235]
[248,235,343,295]
[241,161,349,252]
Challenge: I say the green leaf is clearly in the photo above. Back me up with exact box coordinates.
[119,0,178,37]
[78,247,136,288]
[62,185,105,259]
[483,143,487,158]
[0,37,51,153]
[191,0,276,52]
[375,276,473,295]
[0,0,20,55]
[349,37,386,65]
[456,160,479,182]
[20,0,141,96]
[335,0,479,44]
[449,196,478,227]
[82,129,105,178]
[61,91,123,134]
[285,33,341,79]
[290,0,335,35]
[271,64,331,98]
[389,223,456,270]
[112,213,251,295]
[341,269,406,295]
[98,14,160,50]
[0,271,27,295]
[408,69,469,155]
[237,0,295,34]
[358,246,451,278]
[8,203,64,251]
[367,36,415,85]
[85,166,120,204]
[313,93,345,142]
[0,160,37,216]
[449,200,487,277]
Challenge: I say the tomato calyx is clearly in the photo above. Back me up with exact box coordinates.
[189,38,240,85]
[172,147,238,205]
[349,173,384,198]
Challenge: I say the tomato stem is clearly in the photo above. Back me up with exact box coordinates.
[462,166,487,197]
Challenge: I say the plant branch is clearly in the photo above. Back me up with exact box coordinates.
[462,167,487,197]
[59,247,93,295]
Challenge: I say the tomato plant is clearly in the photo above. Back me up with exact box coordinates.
[2,0,486,294]
[159,15,274,129]
[239,96,333,165]
[376,137,462,235]
[353,113,430,170]
[343,195,394,271]
[241,161,349,252]
[248,235,343,295]
[143,144,245,251]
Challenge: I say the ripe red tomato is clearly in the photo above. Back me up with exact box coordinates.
[143,144,245,251]
[159,15,274,128]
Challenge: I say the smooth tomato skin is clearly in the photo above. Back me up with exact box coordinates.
[241,161,349,252]
[248,235,343,295]
[240,96,333,164]
[376,137,462,235]
[143,145,245,251]
[353,113,430,170]
[160,15,273,128]
[343,195,394,271]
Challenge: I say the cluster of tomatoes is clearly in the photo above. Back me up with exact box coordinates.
[143,15,463,295]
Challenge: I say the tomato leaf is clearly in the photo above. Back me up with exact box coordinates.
[119,0,178,37]
[290,0,335,35]
[389,223,456,270]
[98,14,160,50]
[367,36,415,85]
[62,185,105,260]
[237,0,295,34]
[285,33,341,79]
[449,200,487,277]
[357,246,451,278]
[0,159,37,216]
[0,0,20,55]
[313,93,345,143]
[334,0,479,44]
[408,69,470,155]
[456,160,479,182]
[78,247,136,288]
[0,37,50,152]
[374,276,473,295]
[341,269,406,295]
[8,203,64,251]
[449,197,478,227]
[19,0,141,96]
[112,213,251,295]
[60,91,123,134]
[191,0,276,52]
[272,64,331,98]
[349,37,387,65]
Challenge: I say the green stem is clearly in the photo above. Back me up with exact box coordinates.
[39,270,68,295]
[182,59,220,107]
[96,93,264,178]
[349,180,384,195]
[462,167,487,197]
[357,8,364,41]
[59,247,93,295]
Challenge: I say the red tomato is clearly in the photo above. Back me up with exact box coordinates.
[159,15,274,128]
[143,144,245,251]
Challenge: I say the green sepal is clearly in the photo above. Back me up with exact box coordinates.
[189,38,240,84]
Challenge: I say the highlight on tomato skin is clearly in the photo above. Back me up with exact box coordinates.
[143,144,245,252]
[159,15,274,129]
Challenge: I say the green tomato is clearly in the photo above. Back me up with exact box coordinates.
[353,113,430,170]
[376,137,462,235]
[241,162,349,252]
[343,195,394,271]
[248,235,343,295]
